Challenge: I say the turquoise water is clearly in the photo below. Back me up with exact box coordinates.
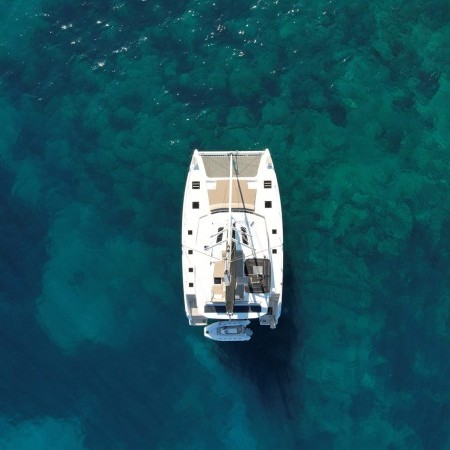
[1,1,450,448]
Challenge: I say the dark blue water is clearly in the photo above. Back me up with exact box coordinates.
[1,1,450,448]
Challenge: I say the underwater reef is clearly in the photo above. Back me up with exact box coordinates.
[0,0,450,448]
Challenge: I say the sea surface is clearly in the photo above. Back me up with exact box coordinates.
[0,1,450,449]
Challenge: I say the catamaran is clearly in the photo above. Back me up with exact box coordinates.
[181,150,283,342]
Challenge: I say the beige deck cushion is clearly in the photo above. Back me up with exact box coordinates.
[208,180,256,211]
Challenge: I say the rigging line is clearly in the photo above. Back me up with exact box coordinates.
[182,245,222,261]
[236,154,257,178]
[233,152,247,209]
[233,152,263,178]
[231,153,264,256]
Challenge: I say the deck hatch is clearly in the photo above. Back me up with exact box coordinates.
[192,181,200,189]
[264,180,272,188]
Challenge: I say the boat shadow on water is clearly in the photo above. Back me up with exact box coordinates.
[214,256,304,421]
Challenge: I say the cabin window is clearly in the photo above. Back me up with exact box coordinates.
[192,202,199,209]
[216,227,224,243]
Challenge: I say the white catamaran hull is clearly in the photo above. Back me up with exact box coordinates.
[182,149,283,341]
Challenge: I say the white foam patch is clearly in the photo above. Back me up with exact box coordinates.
[37,202,160,352]
[0,416,87,450]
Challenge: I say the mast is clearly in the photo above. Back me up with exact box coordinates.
[227,152,233,267]
[224,152,236,316]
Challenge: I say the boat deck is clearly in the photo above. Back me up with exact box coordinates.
[182,149,283,327]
